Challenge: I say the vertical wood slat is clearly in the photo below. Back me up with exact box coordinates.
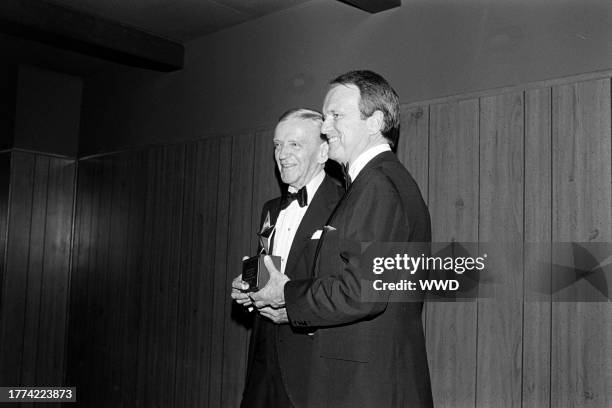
[0,152,36,385]
[426,99,479,408]
[106,153,132,407]
[208,136,233,407]
[522,87,552,408]
[161,145,186,407]
[135,148,158,407]
[173,142,199,408]
[120,150,147,407]
[552,78,612,408]
[66,157,96,399]
[196,138,222,406]
[398,105,429,200]
[477,92,524,408]
[221,132,256,408]
[0,153,11,297]
[90,154,114,407]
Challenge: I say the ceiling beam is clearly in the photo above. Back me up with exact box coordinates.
[0,0,183,72]
[339,0,401,13]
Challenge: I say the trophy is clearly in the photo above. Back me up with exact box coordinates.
[242,212,282,292]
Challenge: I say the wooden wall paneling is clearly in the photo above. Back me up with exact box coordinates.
[208,136,233,407]
[75,154,111,406]
[477,92,524,408]
[73,158,111,406]
[173,142,199,408]
[102,154,124,406]
[137,145,186,407]
[69,152,148,407]
[0,152,36,385]
[34,157,75,387]
[398,105,430,199]
[221,132,257,408]
[139,147,164,407]
[89,155,114,406]
[20,154,50,386]
[426,99,479,408]
[196,138,222,406]
[173,138,221,406]
[105,153,134,406]
[0,152,74,396]
[0,153,11,291]
[162,145,187,407]
[552,78,612,408]
[66,157,97,398]
[174,138,221,407]
[522,87,552,408]
[29,156,74,408]
[118,150,147,406]
[136,148,158,407]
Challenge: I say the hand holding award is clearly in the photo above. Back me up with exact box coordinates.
[241,212,281,292]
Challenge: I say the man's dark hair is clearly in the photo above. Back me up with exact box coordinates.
[277,108,326,141]
[330,70,400,147]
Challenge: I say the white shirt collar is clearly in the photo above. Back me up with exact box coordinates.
[287,168,325,202]
[348,144,391,181]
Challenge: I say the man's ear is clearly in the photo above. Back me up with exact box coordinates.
[317,140,329,164]
[366,110,384,135]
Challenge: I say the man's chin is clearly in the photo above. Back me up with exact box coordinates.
[280,174,296,185]
[328,154,344,163]
[327,148,344,163]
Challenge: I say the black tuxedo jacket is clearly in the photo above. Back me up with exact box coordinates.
[285,151,434,407]
[243,174,343,408]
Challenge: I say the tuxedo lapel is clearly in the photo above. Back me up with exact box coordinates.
[328,151,395,223]
[285,176,339,277]
[310,152,397,274]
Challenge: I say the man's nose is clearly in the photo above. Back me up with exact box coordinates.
[277,145,288,158]
[321,117,333,134]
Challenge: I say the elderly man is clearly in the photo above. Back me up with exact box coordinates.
[231,108,343,408]
[252,71,433,407]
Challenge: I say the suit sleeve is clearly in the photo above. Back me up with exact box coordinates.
[284,172,423,327]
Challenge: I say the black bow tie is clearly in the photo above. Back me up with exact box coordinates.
[341,163,352,190]
[280,186,308,210]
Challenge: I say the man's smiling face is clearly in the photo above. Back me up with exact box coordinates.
[273,118,327,189]
[321,84,372,166]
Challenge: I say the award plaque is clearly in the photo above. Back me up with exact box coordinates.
[242,212,281,292]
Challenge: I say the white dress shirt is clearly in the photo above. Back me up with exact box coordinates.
[272,169,325,274]
[348,143,391,181]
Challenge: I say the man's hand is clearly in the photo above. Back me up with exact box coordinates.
[230,274,252,307]
[250,256,289,309]
[259,306,289,324]
[230,256,253,309]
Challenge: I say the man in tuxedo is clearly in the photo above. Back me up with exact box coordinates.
[251,71,434,407]
[231,108,344,408]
